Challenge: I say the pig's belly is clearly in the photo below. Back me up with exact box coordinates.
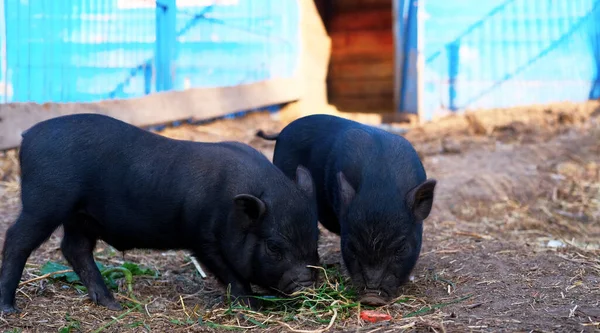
[79,211,188,252]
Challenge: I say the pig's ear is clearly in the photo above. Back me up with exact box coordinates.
[407,179,437,221]
[337,171,356,210]
[295,165,314,196]
[233,194,266,223]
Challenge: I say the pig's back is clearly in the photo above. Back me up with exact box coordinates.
[17,115,280,248]
[19,114,180,180]
[272,115,359,172]
[272,115,426,232]
[20,114,196,209]
[329,119,426,193]
[270,115,375,232]
[212,141,300,195]
[274,114,423,177]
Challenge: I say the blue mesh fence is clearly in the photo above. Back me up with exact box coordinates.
[0,0,300,104]
[423,0,600,119]
[3,0,598,118]
[173,1,299,90]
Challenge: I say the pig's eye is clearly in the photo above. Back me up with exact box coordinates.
[266,241,283,260]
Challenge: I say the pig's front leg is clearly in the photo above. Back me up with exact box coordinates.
[193,252,258,309]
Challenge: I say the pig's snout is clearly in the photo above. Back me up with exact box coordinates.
[278,266,317,294]
[359,290,389,306]
[358,268,393,306]
[362,268,385,290]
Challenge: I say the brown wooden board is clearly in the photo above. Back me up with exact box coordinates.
[329,96,395,112]
[328,57,394,80]
[0,77,301,150]
[330,30,394,62]
[333,0,392,12]
[329,9,393,31]
[328,78,394,98]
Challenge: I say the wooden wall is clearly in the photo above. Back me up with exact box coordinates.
[317,0,394,113]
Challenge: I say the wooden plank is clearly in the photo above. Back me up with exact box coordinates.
[0,77,302,150]
[332,0,360,12]
[333,0,391,12]
[358,0,392,8]
[328,78,394,98]
[330,96,395,112]
[328,57,394,80]
[329,9,392,31]
[0,0,6,102]
[393,0,407,114]
[330,30,394,61]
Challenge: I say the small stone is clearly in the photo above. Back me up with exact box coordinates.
[546,240,565,248]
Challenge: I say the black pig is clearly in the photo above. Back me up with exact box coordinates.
[0,113,319,313]
[256,114,436,306]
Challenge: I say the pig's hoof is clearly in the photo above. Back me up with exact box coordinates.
[359,294,388,307]
[90,291,123,311]
[102,300,123,311]
[0,304,20,314]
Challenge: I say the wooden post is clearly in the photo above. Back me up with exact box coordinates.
[0,0,6,102]
[393,0,407,115]
[144,62,153,95]
[447,41,460,111]
[400,0,425,121]
[155,0,176,92]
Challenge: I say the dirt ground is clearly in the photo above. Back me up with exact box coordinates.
[0,101,599,332]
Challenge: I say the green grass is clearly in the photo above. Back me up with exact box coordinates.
[40,260,156,297]
[198,266,475,330]
[195,265,372,330]
[38,261,473,331]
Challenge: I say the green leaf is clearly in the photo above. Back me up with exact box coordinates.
[40,262,79,284]
[73,285,87,292]
[40,261,107,285]
[103,275,119,291]
[121,262,156,277]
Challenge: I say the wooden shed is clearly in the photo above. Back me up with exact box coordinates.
[311,0,419,121]
[316,0,394,113]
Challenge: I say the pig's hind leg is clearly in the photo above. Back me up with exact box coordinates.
[0,211,63,313]
[60,218,122,311]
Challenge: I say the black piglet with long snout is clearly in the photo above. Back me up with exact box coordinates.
[0,113,320,313]
[256,114,436,306]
